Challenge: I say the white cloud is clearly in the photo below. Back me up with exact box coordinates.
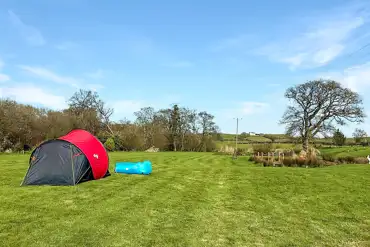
[215,101,270,121]
[112,100,144,114]
[8,10,46,46]
[255,3,369,69]
[87,83,104,91]
[110,100,144,121]
[241,102,269,115]
[0,74,10,82]
[0,59,10,82]
[312,44,345,65]
[19,65,80,88]
[0,84,66,110]
[109,94,182,121]
[319,62,370,93]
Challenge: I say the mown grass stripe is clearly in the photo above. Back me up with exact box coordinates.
[0,152,369,246]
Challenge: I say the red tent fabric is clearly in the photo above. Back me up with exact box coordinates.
[58,129,109,179]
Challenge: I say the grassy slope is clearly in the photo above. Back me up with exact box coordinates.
[221,133,370,144]
[216,141,296,150]
[319,146,370,158]
[0,152,369,247]
[217,141,370,158]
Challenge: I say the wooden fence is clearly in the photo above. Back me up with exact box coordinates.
[254,151,295,162]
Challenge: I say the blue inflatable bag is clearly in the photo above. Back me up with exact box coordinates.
[115,160,152,175]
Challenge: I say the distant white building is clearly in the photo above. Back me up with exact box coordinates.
[249,132,257,136]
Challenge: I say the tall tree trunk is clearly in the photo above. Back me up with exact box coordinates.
[173,137,177,151]
[181,133,185,151]
[302,136,309,152]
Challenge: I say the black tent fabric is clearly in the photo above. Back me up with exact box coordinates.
[22,140,97,185]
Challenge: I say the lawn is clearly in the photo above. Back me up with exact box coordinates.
[0,152,369,246]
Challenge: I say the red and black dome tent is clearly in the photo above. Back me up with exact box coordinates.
[22,129,110,186]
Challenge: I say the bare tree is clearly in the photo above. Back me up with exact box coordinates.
[198,111,218,151]
[352,128,367,144]
[134,107,157,148]
[0,93,221,153]
[169,104,181,151]
[178,107,196,151]
[279,79,365,151]
[67,89,114,135]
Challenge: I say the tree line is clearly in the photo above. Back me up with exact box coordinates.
[2,79,368,153]
[0,89,221,152]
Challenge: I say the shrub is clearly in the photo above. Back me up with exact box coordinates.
[314,144,323,149]
[263,160,274,167]
[250,156,266,164]
[113,135,124,151]
[12,142,24,152]
[321,153,337,162]
[290,162,298,167]
[337,156,355,164]
[252,143,273,153]
[218,145,235,154]
[282,157,295,167]
[354,157,369,164]
[322,161,334,166]
[254,156,264,164]
[333,129,346,146]
[235,148,247,156]
[104,137,116,151]
[296,157,306,167]
[274,144,283,149]
[305,157,321,167]
[293,145,302,154]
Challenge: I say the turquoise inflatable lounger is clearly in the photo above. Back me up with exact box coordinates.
[115,160,152,175]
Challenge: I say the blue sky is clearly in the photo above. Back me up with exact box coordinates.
[1,0,370,136]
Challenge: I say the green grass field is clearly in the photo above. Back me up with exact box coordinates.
[319,146,370,158]
[1,152,369,246]
[216,141,296,150]
[220,133,370,145]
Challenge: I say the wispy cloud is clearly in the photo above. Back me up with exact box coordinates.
[255,3,369,70]
[217,101,270,120]
[0,74,10,82]
[112,100,144,114]
[162,61,194,68]
[0,84,66,110]
[109,94,183,121]
[87,83,104,92]
[0,59,10,82]
[241,102,269,115]
[8,10,46,46]
[19,65,80,88]
[319,62,370,93]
